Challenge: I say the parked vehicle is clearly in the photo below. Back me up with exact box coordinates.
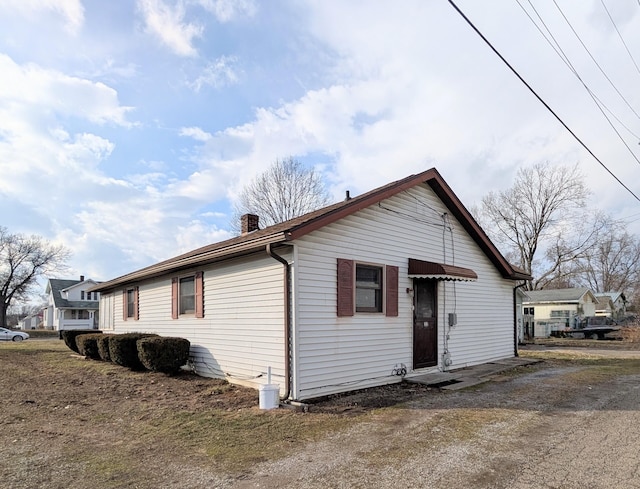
[0,327,29,342]
[572,316,619,340]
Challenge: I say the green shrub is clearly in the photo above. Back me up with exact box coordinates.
[137,336,191,374]
[109,333,158,370]
[61,330,102,354]
[96,335,112,362]
[76,333,104,360]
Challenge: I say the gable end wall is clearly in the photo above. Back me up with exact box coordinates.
[293,184,515,400]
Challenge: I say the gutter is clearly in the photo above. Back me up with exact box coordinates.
[266,243,292,401]
[90,233,289,293]
[513,282,528,357]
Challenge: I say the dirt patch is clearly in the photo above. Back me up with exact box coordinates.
[4,339,640,488]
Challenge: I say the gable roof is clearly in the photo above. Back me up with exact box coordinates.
[92,168,531,292]
[595,295,615,309]
[598,291,626,303]
[47,278,99,310]
[524,288,597,304]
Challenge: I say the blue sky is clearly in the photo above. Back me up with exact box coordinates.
[1,0,639,285]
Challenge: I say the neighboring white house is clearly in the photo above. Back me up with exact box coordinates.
[43,276,101,331]
[515,287,530,343]
[594,295,615,318]
[17,312,42,330]
[522,288,598,337]
[595,292,627,320]
[91,169,530,401]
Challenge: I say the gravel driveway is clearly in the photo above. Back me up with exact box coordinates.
[231,347,640,489]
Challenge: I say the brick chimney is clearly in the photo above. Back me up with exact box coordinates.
[241,214,260,234]
[80,275,85,282]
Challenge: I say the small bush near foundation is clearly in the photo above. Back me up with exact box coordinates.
[137,336,191,374]
[109,333,158,370]
[76,333,104,360]
[62,330,102,354]
[96,335,112,362]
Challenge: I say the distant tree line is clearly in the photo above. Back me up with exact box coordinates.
[475,162,640,309]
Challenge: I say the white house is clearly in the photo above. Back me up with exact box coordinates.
[17,312,42,330]
[91,169,530,401]
[43,276,101,331]
[595,292,627,320]
[522,288,598,337]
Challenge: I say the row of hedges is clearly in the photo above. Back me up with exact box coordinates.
[62,330,190,374]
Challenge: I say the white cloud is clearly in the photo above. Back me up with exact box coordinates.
[169,0,640,218]
[0,54,133,126]
[175,220,232,254]
[0,0,84,34]
[196,0,257,22]
[188,55,240,91]
[137,0,203,57]
[180,126,213,141]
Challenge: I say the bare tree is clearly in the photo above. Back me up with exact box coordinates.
[572,219,640,294]
[0,227,70,328]
[231,157,330,232]
[478,162,592,290]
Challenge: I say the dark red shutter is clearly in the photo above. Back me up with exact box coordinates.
[386,265,399,317]
[134,286,139,321]
[337,258,354,317]
[171,278,179,319]
[122,290,127,321]
[195,272,204,318]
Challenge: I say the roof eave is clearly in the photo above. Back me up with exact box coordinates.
[90,232,288,292]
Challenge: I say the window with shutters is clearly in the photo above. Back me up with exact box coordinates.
[337,259,398,317]
[172,272,204,319]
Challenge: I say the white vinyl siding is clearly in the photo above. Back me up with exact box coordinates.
[100,252,287,391]
[98,292,115,331]
[293,183,516,400]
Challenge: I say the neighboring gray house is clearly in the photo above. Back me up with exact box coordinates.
[523,288,598,337]
[43,276,101,331]
[91,168,530,401]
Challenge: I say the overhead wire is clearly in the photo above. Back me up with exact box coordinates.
[516,0,640,165]
[599,0,640,77]
[552,0,640,122]
[516,0,640,141]
[446,0,640,203]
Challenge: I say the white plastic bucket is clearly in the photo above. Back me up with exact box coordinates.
[259,384,280,410]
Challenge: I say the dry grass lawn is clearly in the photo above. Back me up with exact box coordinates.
[3,336,640,488]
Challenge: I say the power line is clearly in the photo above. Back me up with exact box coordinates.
[517,0,640,141]
[516,0,640,164]
[600,0,640,77]
[552,0,640,122]
[446,0,640,203]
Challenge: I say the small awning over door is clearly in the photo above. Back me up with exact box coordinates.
[408,258,477,282]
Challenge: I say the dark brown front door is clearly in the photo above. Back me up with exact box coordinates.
[413,280,437,369]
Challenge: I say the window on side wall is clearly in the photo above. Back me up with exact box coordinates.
[337,259,398,317]
[179,277,195,315]
[126,289,136,318]
[355,264,383,313]
[123,287,139,321]
[172,272,204,319]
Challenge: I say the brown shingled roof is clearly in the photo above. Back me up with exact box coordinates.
[92,168,530,292]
